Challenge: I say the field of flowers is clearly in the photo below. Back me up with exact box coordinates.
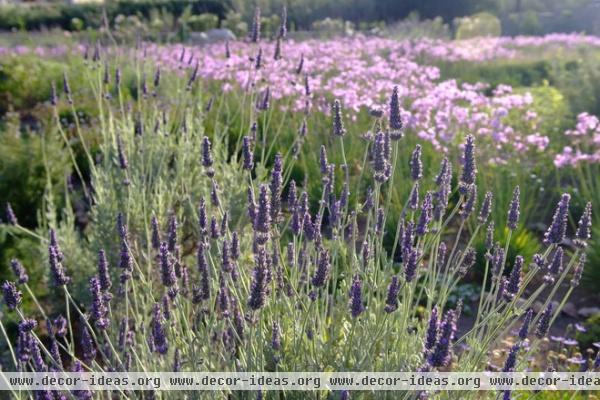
[0,10,599,399]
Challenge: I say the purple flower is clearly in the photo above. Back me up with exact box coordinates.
[409,145,423,181]
[2,281,21,310]
[296,53,304,75]
[31,341,47,372]
[424,307,439,354]
[543,247,563,284]
[507,186,520,230]
[167,215,178,252]
[320,145,329,175]
[373,131,391,183]
[311,249,330,288]
[151,303,168,354]
[518,309,533,341]
[459,185,477,220]
[544,193,570,245]
[5,202,17,225]
[270,153,283,221]
[49,243,70,286]
[231,231,240,260]
[535,303,553,339]
[211,180,220,208]
[160,242,176,287]
[485,222,495,250]
[502,344,520,372]
[254,185,271,245]
[428,310,456,367]
[10,259,28,284]
[575,202,592,248]
[116,135,128,170]
[248,248,269,310]
[242,136,254,170]
[415,192,433,236]
[384,276,400,313]
[272,321,281,351]
[349,274,364,318]
[251,6,261,42]
[202,136,214,168]
[570,253,586,288]
[459,135,476,194]
[217,276,230,317]
[72,360,92,399]
[97,249,111,292]
[89,277,109,330]
[478,192,493,224]
[210,216,220,239]
[404,247,420,282]
[504,256,523,300]
[408,183,419,210]
[53,315,67,338]
[198,198,207,235]
[458,247,476,277]
[80,321,96,364]
[491,246,505,278]
[332,100,346,137]
[389,86,403,137]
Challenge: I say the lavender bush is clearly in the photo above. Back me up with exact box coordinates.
[0,14,595,400]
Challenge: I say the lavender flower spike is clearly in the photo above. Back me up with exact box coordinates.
[248,248,268,310]
[97,249,111,291]
[429,310,456,367]
[504,256,523,301]
[575,202,592,248]
[49,243,70,286]
[159,242,177,287]
[459,135,477,194]
[151,303,168,354]
[384,276,400,313]
[10,259,29,284]
[507,186,520,230]
[349,274,365,318]
[254,184,271,245]
[518,309,533,341]
[478,191,493,224]
[502,344,520,372]
[409,145,423,181]
[2,281,22,310]
[543,193,570,245]
[5,202,17,225]
[242,136,254,170]
[311,249,330,288]
[424,307,439,354]
[89,276,109,330]
[251,6,261,43]
[332,99,346,137]
[389,86,403,138]
[535,303,554,339]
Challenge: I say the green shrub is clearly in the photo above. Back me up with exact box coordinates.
[187,13,219,32]
[576,314,600,351]
[220,11,247,37]
[454,12,501,39]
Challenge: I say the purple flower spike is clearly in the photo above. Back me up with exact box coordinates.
[404,247,420,282]
[428,310,456,367]
[570,253,586,288]
[384,276,400,313]
[97,249,111,291]
[459,135,477,194]
[415,192,433,236]
[535,303,554,339]
[89,277,109,330]
[507,186,520,230]
[242,136,254,170]
[254,184,271,245]
[160,242,176,287]
[311,249,330,288]
[320,145,328,175]
[251,6,261,43]
[332,100,346,137]
[373,131,391,183]
[518,309,533,341]
[80,321,96,364]
[116,136,128,170]
[409,145,423,181]
[575,202,592,248]
[270,153,283,221]
[389,86,403,138]
[478,192,493,224]
[10,259,28,284]
[151,303,168,354]
[151,215,161,249]
[2,281,22,310]
[272,321,281,351]
[502,344,520,372]
[202,136,214,168]
[544,193,570,245]
[5,202,17,225]
[167,215,178,252]
[424,307,439,354]
[49,243,70,286]
[504,256,523,301]
[248,248,269,310]
[349,274,364,318]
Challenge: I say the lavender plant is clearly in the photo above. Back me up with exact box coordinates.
[0,29,593,400]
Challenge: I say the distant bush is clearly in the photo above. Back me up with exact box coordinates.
[187,13,219,32]
[454,12,501,39]
[220,11,247,37]
[0,0,226,32]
